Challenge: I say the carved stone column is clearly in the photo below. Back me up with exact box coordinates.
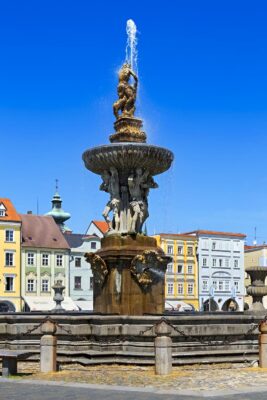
[259,321,267,368]
[154,320,172,375]
[40,319,57,373]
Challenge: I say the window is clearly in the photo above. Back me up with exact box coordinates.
[203,280,208,291]
[0,204,6,217]
[218,281,223,291]
[234,241,240,251]
[42,253,49,266]
[202,258,207,267]
[225,281,230,291]
[167,283,174,295]
[213,280,217,290]
[234,281,239,291]
[56,255,63,267]
[5,252,14,266]
[178,283,183,294]
[219,259,223,267]
[203,240,209,249]
[5,277,14,291]
[212,258,217,267]
[27,253,35,266]
[41,279,49,292]
[187,283,194,295]
[187,265,193,274]
[74,276,81,290]
[225,259,229,267]
[91,242,96,250]
[90,277,93,290]
[167,245,173,254]
[27,279,34,292]
[212,242,216,250]
[187,246,193,256]
[167,263,173,273]
[234,259,239,268]
[177,246,183,255]
[75,257,81,268]
[5,230,14,242]
[177,265,183,274]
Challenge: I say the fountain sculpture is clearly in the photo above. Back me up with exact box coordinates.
[83,20,173,315]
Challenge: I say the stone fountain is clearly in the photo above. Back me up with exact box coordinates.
[83,21,173,315]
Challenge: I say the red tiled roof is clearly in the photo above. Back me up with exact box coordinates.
[183,230,246,238]
[0,198,21,222]
[245,244,267,251]
[20,214,70,249]
[92,220,109,234]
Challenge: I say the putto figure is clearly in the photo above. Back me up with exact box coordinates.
[101,168,121,231]
[113,63,138,119]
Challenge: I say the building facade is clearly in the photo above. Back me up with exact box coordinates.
[63,233,101,308]
[0,199,22,312]
[20,214,71,311]
[154,234,199,311]
[186,230,246,311]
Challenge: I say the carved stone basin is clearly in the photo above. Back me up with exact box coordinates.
[82,143,174,176]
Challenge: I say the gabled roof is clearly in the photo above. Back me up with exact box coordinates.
[0,198,21,222]
[63,233,99,248]
[182,230,246,238]
[92,220,109,234]
[20,214,69,249]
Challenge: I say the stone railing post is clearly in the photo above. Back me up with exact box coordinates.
[154,320,172,375]
[259,321,267,368]
[40,319,57,373]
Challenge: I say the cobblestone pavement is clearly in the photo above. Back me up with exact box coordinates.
[14,362,267,393]
[1,379,267,400]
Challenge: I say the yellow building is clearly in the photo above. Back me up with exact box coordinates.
[154,234,199,311]
[245,244,267,309]
[0,199,22,311]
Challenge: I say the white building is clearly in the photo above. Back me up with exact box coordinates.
[185,230,246,311]
[63,233,101,310]
[86,220,109,238]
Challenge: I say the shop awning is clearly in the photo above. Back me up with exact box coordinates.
[23,296,79,311]
[75,300,94,311]
[165,300,193,311]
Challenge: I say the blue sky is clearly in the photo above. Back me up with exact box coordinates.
[1,1,267,243]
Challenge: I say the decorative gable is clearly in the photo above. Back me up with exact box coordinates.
[0,203,6,217]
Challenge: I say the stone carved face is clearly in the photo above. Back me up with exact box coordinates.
[130,250,167,290]
[84,253,109,287]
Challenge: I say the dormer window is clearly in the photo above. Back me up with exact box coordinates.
[0,203,6,217]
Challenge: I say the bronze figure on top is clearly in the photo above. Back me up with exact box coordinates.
[113,63,138,119]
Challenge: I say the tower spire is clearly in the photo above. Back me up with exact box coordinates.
[45,182,71,232]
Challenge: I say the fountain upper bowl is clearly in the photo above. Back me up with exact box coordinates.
[82,143,174,176]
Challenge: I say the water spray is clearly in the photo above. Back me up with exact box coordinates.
[126,19,138,73]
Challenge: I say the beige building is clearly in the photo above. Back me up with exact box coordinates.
[20,213,74,311]
[245,244,267,308]
[154,234,199,311]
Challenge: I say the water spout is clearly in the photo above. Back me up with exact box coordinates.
[126,19,138,73]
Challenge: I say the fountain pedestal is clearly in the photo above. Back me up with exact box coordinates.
[86,234,170,315]
[246,266,267,312]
